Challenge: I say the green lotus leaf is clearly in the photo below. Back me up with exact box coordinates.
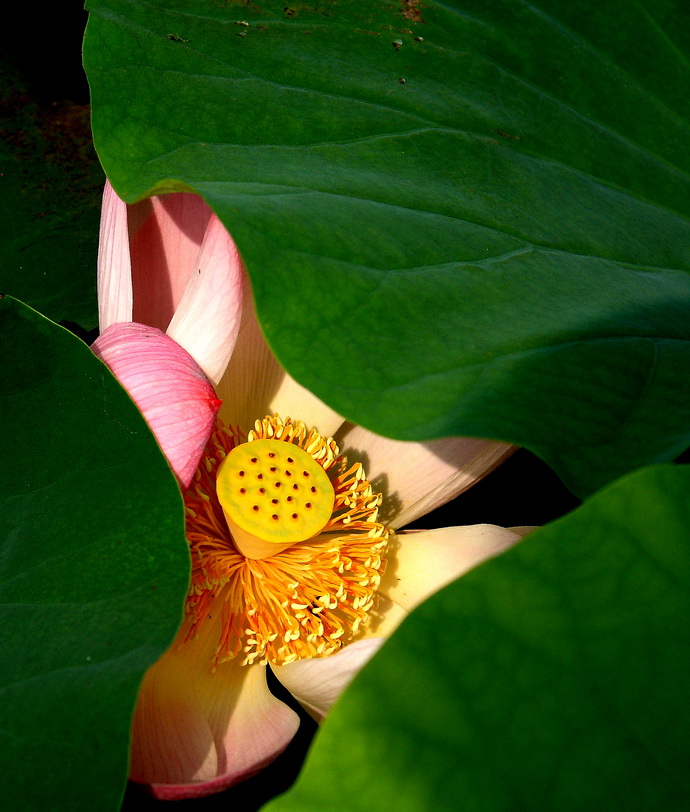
[267,463,690,811]
[83,0,690,496]
[0,297,188,810]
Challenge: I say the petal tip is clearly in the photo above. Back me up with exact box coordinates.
[143,751,283,800]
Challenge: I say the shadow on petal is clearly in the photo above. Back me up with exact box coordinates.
[92,322,221,488]
[130,612,300,800]
[337,424,515,529]
[272,638,385,721]
[128,192,212,332]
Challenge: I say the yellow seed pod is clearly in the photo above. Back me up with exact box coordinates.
[216,438,335,544]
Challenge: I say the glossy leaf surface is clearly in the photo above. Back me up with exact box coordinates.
[0,297,188,810]
[267,463,690,811]
[83,0,690,496]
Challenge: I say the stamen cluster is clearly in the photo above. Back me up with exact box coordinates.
[184,415,390,667]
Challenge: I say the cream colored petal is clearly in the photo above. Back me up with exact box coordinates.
[269,372,344,438]
[215,278,283,430]
[97,180,133,330]
[272,638,384,722]
[130,639,218,789]
[166,213,244,385]
[216,279,343,437]
[337,423,514,529]
[358,591,409,641]
[130,607,299,800]
[360,525,523,641]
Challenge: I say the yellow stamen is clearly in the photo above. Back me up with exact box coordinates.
[183,414,391,667]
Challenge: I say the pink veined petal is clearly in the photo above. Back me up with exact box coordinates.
[127,190,212,332]
[216,276,344,436]
[337,424,515,529]
[130,611,299,800]
[91,322,221,488]
[97,180,133,330]
[166,211,244,385]
[272,638,385,722]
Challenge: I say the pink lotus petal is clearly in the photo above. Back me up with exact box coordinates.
[166,211,244,385]
[128,190,212,332]
[272,638,385,721]
[130,611,299,799]
[337,424,515,529]
[97,181,244,385]
[97,181,133,330]
[92,322,221,488]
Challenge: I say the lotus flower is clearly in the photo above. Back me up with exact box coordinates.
[92,181,521,800]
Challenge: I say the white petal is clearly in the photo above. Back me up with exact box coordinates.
[97,180,133,330]
[272,638,384,721]
[269,372,344,438]
[337,424,514,528]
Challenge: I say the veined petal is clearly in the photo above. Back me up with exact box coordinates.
[97,180,133,330]
[92,323,221,488]
[337,424,514,529]
[130,610,299,800]
[272,638,384,722]
[363,525,524,638]
[127,190,212,332]
[166,212,244,385]
[216,278,343,436]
